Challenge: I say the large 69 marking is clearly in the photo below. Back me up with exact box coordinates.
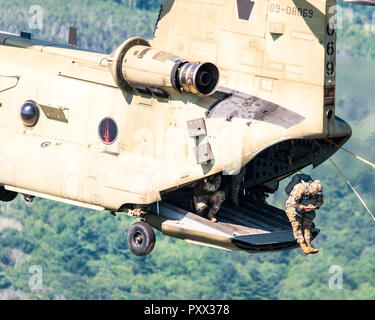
[326,24,335,76]
[326,5,337,78]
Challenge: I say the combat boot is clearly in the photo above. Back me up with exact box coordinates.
[208,211,217,223]
[299,241,310,255]
[306,241,319,254]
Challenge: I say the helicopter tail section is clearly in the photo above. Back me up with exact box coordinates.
[152,0,338,138]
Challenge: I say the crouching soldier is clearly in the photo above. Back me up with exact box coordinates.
[285,176,323,255]
[193,174,225,223]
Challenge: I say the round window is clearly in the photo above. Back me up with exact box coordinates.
[20,100,40,127]
[98,118,118,145]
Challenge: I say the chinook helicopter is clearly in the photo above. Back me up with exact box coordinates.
[0,0,369,256]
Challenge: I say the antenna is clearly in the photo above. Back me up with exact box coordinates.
[68,27,77,47]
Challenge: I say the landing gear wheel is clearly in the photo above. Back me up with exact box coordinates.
[127,221,155,256]
[0,186,18,202]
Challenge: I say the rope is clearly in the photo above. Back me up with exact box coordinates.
[0,74,20,93]
[325,138,375,170]
[313,139,375,222]
[0,74,19,79]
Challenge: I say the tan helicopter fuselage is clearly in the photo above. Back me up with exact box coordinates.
[0,0,350,213]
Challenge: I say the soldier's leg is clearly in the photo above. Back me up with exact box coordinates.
[230,167,246,206]
[285,208,304,244]
[302,217,318,254]
[301,217,313,243]
[208,191,225,222]
[230,182,241,206]
[194,195,209,216]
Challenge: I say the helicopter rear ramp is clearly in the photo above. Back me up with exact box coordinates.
[146,190,319,253]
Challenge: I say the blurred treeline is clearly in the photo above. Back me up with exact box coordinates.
[1,0,375,299]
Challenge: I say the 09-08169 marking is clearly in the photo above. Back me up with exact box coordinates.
[269,3,314,18]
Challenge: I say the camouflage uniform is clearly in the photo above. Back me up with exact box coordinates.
[193,175,225,222]
[230,166,246,206]
[285,181,323,244]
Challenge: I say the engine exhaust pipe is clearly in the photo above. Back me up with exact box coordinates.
[178,62,219,96]
[108,37,220,97]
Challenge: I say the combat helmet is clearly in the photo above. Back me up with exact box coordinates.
[309,180,322,195]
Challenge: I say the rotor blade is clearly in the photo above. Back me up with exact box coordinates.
[343,0,375,6]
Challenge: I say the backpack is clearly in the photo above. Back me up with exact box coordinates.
[285,174,312,195]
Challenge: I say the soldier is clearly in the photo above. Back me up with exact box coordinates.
[193,174,225,223]
[221,167,246,206]
[229,166,246,206]
[285,178,323,255]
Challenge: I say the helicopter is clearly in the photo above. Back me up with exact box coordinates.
[0,0,367,256]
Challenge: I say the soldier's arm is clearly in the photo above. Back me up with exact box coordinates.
[316,192,324,209]
[204,175,221,192]
[286,185,305,211]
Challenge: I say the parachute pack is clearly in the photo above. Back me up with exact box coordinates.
[285,174,312,195]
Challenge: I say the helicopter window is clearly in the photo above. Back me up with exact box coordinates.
[20,100,40,127]
[98,117,118,145]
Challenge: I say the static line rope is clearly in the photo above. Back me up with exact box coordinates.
[325,138,375,170]
[0,74,20,93]
[313,139,375,222]
[0,74,19,78]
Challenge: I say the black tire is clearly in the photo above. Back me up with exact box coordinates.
[127,221,155,256]
[0,186,18,202]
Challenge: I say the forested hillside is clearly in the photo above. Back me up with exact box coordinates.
[0,0,160,54]
[1,0,375,300]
